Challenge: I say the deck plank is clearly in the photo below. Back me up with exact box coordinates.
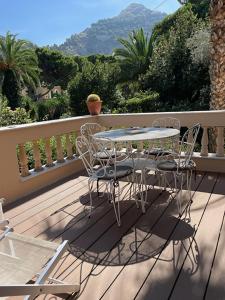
[70,173,204,299]
[168,173,225,300]
[204,211,225,300]
[95,173,208,300]
[4,172,225,300]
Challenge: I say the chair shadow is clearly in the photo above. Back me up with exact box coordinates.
[62,188,197,269]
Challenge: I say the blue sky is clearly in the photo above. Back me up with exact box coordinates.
[0,0,180,46]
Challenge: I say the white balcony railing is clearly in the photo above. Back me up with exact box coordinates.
[0,111,225,204]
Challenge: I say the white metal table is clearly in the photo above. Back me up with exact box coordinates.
[93,127,180,143]
[93,127,180,213]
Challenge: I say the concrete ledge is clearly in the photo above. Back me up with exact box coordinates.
[3,158,84,204]
[193,152,225,173]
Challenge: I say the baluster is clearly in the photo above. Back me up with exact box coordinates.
[66,133,74,160]
[216,127,224,157]
[200,126,209,157]
[187,129,193,144]
[44,138,54,167]
[127,141,133,154]
[74,131,80,156]
[33,140,43,171]
[56,135,65,163]
[137,141,144,152]
[18,144,30,177]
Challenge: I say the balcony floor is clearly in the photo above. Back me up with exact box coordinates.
[5,171,225,300]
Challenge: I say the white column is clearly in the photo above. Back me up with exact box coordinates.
[33,140,43,171]
[216,127,224,157]
[56,135,65,163]
[200,127,209,157]
[18,144,30,177]
[44,138,54,167]
[66,133,74,160]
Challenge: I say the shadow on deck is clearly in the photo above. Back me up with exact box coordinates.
[5,171,225,300]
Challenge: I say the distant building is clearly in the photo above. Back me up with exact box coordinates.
[36,86,62,100]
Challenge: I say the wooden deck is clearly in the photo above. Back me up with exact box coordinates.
[4,171,225,300]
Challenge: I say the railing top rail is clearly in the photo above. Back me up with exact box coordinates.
[0,115,96,144]
[96,111,225,127]
[0,115,95,133]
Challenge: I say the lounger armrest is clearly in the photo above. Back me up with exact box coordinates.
[0,219,9,229]
[0,283,80,298]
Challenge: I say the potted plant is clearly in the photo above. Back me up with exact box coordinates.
[86,94,102,115]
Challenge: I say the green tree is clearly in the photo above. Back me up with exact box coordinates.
[36,47,78,98]
[0,32,39,109]
[69,60,120,115]
[141,5,210,111]
[113,28,152,80]
[177,0,210,18]
[35,94,69,121]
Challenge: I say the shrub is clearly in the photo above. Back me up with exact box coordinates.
[36,94,69,121]
[0,96,32,126]
[118,92,160,113]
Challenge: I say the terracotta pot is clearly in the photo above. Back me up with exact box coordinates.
[86,101,102,115]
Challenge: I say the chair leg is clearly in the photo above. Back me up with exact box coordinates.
[185,170,193,222]
[110,180,121,227]
[97,179,100,197]
[88,179,94,218]
[172,172,182,216]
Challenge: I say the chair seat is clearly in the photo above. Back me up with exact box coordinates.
[144,148,172,157]
[157,159,196,172]
[93,150,120,160]
[0,232,58,285]
[95,165,133,180]
[118,158,157,172]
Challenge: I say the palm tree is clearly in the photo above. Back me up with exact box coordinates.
[209,0,225,110]
[113,28,152,80]
[0,32,39,109]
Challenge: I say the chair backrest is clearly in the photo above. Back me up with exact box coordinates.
[80,123,104,141]
[178,123,201,167]
[152,117,180,130]
[76,135,133,181]
[76,135,117,179]
[76,136,96,177]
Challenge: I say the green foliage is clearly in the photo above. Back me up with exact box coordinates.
[141,5,210,111]
[69,60,120,115]
[0,96,32,126]
[36,47,78,91]
[186,26,210,66]
[117,92,160,113]
[19,96,37,120]
[114,28,153,80]
[0,32,39,109]
[1,70,21,109]
[177,0,210,18]
[86,54,116,64]
[116,80,141,99]
[35,94,69,121]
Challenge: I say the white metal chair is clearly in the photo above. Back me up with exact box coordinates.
[0,198,80,300]
[145,117,181,159]
[76,136,135,226]
[155,123,200,217]
[80,123,121,195]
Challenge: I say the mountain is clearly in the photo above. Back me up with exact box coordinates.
[53,3,166,56]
